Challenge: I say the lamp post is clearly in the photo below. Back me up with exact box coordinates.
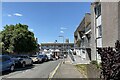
[58,36,65,64]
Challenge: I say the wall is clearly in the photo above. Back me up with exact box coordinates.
[91,3,97,60]
[102,2,119,47]
[118,2,120,40]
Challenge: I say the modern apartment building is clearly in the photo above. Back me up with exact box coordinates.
[74,13,91,60]
[91,2,120,62]
[40,43,74,55]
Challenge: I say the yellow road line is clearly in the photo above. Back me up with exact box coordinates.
[48,61,62,79]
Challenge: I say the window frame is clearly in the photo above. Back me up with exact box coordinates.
[95,4,101,19]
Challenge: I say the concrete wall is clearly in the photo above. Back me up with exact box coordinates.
[102,2,119,47]
[85,13,91,27]
[91,3,97,60]
[90,2,120,61]
[118,2,120,40]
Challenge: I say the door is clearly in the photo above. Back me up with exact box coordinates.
[2,56,11,71]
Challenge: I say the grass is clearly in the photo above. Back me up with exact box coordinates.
[75,64,87,77]
[90,60,101,69]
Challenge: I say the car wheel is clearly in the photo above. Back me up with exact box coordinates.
[41,59,43,62]
[10,65,14,72]
[22,62,26,68]
[30,61,33,65]
[37,60,40,63]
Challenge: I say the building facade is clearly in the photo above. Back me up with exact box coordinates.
[74,1,120,63]
[74,13,91,60]
[40,43,74,56]
[91,2,120,62]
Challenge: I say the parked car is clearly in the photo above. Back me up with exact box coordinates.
[0,55,15,72]
[38,54,48,62]
[46,53,53,60]
[64,54,67,58]
[11,55,33,67]
[30,55,42,63]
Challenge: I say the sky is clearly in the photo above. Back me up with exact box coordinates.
[2,2,91,43]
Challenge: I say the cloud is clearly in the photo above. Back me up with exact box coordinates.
[13,13,23,17]
[0,27,3,31]
[7,14,12,17]
[29,28,34,32]
[60,31,64,33]
[60,27,67,30]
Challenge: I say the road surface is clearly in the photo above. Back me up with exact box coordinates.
[0,59,61,79]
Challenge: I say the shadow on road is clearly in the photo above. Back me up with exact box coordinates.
[1,65,35,76]
[33,60,51,64]
[0,59,61,76]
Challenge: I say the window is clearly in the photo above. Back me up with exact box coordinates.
[94,4,101,18]
[2,56,10,62]
[98,25,102,37]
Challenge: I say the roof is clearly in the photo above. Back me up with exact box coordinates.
[40,43,74,46]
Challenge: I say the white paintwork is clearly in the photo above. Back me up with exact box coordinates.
[82,35,86,38]
[97,54,101,63]
[44,49,48,52]
[97,38,102,47]
[85,29,91,34]
[50,49,54,52]
[96,51,101,64]
[96,27,99,38]
[96,15,101,27]
[55,49,60,52]
[75,49,86,59]
[81,50,86,59]
[75,49,81,56]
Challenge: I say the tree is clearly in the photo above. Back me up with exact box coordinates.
[0,23,39,54]
[65,38,69,43]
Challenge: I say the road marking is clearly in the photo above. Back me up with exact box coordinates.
[48,61,61,79]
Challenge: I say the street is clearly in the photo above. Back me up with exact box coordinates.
[1,59,62,79]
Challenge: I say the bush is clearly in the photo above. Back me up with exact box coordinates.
[98,40,120,80]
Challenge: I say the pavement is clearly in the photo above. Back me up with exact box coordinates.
[53,56,85,78]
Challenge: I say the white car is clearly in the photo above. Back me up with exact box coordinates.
[46,53,53,60]
[30,55,42,63]
[13,55,33,67]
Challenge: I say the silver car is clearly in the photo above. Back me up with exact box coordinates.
[12,55,33,67]
[30,55,42,63]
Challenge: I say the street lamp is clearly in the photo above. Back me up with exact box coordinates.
[58,35,65,64]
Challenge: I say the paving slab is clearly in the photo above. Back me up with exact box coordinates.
[53,57,85,78]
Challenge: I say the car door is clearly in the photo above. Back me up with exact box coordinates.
[23,56,29,65]
[27,56,32,64]
[26,56,31,64]
[2,56,11,71]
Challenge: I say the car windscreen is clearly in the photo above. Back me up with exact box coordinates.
[38,55,44,58]
[30,55,37,57]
